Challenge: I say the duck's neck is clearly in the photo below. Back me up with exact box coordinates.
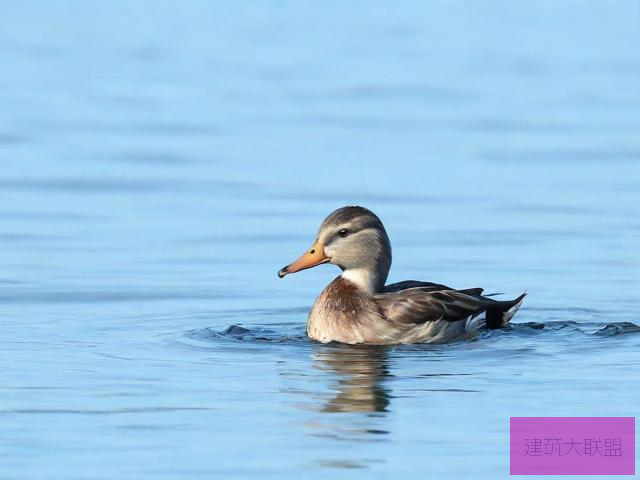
[339,231,392,294]
[341,266,388,294]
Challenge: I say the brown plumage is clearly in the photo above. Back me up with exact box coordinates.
[279,206,526,345]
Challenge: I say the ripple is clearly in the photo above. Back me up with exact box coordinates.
[508,320,640,337]
[0,177,257,194]
[185,323,309,345]
[0,288,229,304]
[184,320,640,348]
[0,406,218,416]
[593,322,640,336]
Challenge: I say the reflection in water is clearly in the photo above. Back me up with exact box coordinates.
[297,345,392,468]
[313,345,391,413]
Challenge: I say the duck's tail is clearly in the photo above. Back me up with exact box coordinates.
[485,292,527,329]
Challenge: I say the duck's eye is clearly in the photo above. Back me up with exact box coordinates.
[338,228,349,238]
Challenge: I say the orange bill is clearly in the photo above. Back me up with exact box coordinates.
[278,241,329,278]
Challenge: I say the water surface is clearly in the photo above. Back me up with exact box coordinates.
[1,1,639,478]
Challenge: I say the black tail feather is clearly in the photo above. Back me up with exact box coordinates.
[485,292,527,329]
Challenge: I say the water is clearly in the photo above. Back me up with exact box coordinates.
[1,1,639,478]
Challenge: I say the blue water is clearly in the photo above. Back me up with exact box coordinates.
[1,1,639,478]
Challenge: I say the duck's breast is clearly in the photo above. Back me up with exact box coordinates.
[306,277,396,344]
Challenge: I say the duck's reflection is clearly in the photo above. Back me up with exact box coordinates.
[312,344,391,413]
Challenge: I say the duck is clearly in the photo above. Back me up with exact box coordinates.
[278,206,525,344]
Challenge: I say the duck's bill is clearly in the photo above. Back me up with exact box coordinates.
[278,242,329,278]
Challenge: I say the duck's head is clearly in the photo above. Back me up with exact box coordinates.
[278,206,392,293]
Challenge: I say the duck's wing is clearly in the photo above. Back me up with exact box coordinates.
[383,280,484,297]
[374,287,526,328]
[374,288,487,324]
[383,280,452,293]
